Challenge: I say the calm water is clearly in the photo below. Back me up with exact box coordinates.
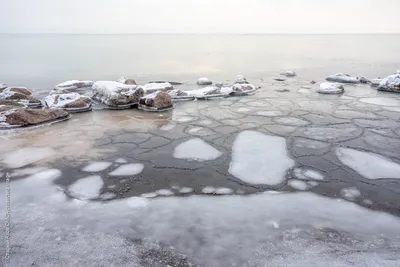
[1,34,400,91]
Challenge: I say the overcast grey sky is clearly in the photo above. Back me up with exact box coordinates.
[0,0,399,34]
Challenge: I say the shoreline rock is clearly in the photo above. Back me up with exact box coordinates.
[1,87,32,95]
[377,74,400,93]
[232,83,258,95]
[45,93,92,112]
[369,78,383,87]
[235,75,248,84]
[92,81,144,107]
[52,80,94,95]
[138,82,173,94]
[280,71,297,77]
[0,91,42,108]
[139,91,173,111]
[197,77,213,86]
[317,82,345,94]
[117,77,137,85]
[326,73,359,84]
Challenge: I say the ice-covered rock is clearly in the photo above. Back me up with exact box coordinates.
[139,91,173,111]
[173,138,222,161]
[235,75,248,84]
[116,77,137,85]
[359,77,369,84]
[187,86,232,98]
[336,147,400,179]
[377,74,400,93]
[196,77,212,86]
[395,70,400,74]
[52,80,94,94]
[326,73,359,84]
[280,71,297,77]
[0,83,6,90]
[167,89,194,101]
[229,131,294,185]
[231,83,257,96]
[45,93,92,112]
[0,91,42,108]
[0,104,68,129]
[317,82,344,94]
[92,81,144,107]
[138,82,173,94]
[369,78,383,87]
[1,87,32,95]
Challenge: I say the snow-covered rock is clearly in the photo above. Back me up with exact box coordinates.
[317,82,344,94]
[92,81,144,107]
[139,91,173,111]
[196,77,212,86]
[167,89,194,101]
[395,70,400,74]
[232,83,257,96]
[52,80,94,94]
[187,86,231,98]
[116,77,137,85]
[0,104,69,128]
[280,71,297,77]
[0,83,6,90]
[326,73,359,84]
[1,87,32,95]
[369,78,383,87]
[377,74,400,93]
[235,75,248,84]
[359,77,369,84]
[138,82,173,94]
[45,93,92,112]
[0,91,42,108]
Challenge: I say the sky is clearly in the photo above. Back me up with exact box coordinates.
[0,0,399,34]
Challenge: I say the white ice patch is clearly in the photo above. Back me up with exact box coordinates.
[173,138,222,162]
[188,127,203,134]
[179,187,194,194]
[359,97,400,107]
[160,123,176,131]
[256,110,283,117]
[141,192,158,198]
[115,158,128,164]
[214,188,234,195]
[176,116,196,123]
[293,168,325,181]
[336,147,400,179]
[237,107,251,113]
[229,131,294,185]
[100,192,116,200]
[68,176,104,200]
[25,169,62,182]
[82,162,112,172]
[202,186,216,194]
[341,187,361,201]
[109,163,144,176]
[288,180,308,191]
[2,147,55,168]
[156,189,174,196]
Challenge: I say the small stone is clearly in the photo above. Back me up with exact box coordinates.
[196,77,212,86]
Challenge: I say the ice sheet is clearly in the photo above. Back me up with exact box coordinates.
[82,161,112,172]
[108,163,145,176]
[173,138,222,161]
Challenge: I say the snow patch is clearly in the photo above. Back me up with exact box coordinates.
[288,180,308,191]
[69,176,104,200]
[156,189,174,196]
[179,187,194,194]
[229,131,294,185]
[202,186,216,194]
[214,188,234,195]
[317,82,344,94]
[141,192,158,198]
[173,138,222,162]
[336,147,400,179]
[109,163,144,176]
[82,162,112,172]
[115,158,128,164]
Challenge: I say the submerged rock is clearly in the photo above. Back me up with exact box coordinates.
[45,93,92,112]
[0,105,69,128]
[117,77,137,85]
[138,82,173,94]
[369,78,383,87]
[52,80,94,94]
[377,74,400,93]
[326,73,359,84]
[0,91,42,108]
[280,71,297,77]
[139,91,173,110]
[196,77,213,86]
[235,75,248,84]
[317,82,344,94]
[92,81,144,107]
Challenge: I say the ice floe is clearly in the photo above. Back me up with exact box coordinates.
[176,116,196,123]
[214,188,234,195]
[141,192,158,198]
[359,97,400,107]
[156,189,174,196]
[100,192,116,200]
[196,77,213,85]
[340,187,361,201]
[82,161,112,172]
[326,73,359,84]
[336,147,400,179]
[179,187,194,194]
[377,74,400,93]
[288,180,308,191]
[202,186,216,194]
[317,82,345,94]
[229,131,294,185]
[293,168,325,181]
[108,163,144,176]
[68,176,104,200]
[115,158,128,164]
[2,147,55,168]
[173,138,222,161]
[188,127,203,134]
